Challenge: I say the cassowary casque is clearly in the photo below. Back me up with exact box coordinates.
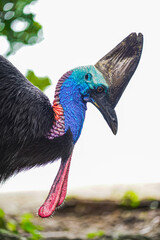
[0,33,143,217]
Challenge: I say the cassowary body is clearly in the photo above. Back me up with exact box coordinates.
[0,33,143,217]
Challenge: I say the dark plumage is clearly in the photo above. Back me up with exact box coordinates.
[0,56,73,181]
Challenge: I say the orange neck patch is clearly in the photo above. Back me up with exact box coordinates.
[52,100,64,121]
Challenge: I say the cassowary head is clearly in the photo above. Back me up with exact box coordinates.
[56,32,143,140]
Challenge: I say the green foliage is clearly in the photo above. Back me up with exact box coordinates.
[0,209,43,240]
[20,213,43,240]
[121,191,140,208]
[6,220,18,233]
[87,230,105,239]
[0,208,5,218]
[0,1,51,93]
[0,208,7,229]
[0,0,43,55]
[26,70,51,91]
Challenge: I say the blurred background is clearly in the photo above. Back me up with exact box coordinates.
[0,1,160,239]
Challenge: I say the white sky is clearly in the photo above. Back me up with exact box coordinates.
[0,0,160,193]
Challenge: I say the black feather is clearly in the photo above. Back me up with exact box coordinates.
[0,56,73,182]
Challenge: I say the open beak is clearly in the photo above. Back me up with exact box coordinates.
[93,32,143,133]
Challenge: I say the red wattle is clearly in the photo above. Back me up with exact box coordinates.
[38,155,72,218]
[57,160,70,207]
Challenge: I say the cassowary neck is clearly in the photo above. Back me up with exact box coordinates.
[48,71,87,143]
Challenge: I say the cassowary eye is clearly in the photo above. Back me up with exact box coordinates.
[85,73,92,81]
[97,86,104,93]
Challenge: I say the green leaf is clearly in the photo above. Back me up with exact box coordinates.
[0,208,5,218]
[0,209,43,239]
[20,213,43,240]
[87,230,105,239]
[121,190,140,208]
[6,220,18,233]
[0,0,43,55]
[29,230,43,240]
[21,213,33,221]
[0,208,6,229]
[26,70,51,91]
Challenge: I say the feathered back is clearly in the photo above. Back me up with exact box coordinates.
[0,56,54,143]
[0,56,73,182]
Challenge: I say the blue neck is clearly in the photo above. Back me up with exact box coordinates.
[59,77,87,143]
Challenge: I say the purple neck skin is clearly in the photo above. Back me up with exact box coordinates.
[47,71,73,140]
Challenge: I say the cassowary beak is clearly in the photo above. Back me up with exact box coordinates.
[90,89,118,135]
[94,32,143,134]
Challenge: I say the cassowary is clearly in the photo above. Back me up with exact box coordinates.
[0,33,143,217]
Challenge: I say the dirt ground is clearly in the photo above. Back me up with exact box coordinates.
[35,198,160,240]
[1,187,160,240]
[2,198,160,240]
